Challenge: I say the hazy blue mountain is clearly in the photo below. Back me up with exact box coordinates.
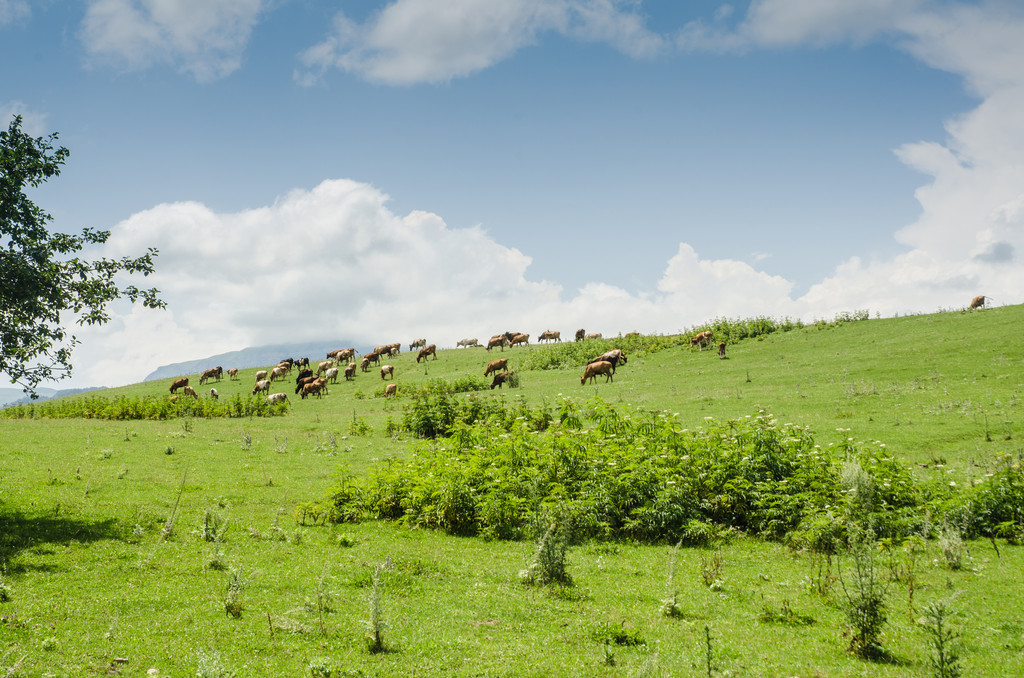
[143,340,364,382]
[1,386,104,408]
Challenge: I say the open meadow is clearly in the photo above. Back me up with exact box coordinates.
[2,306,1023,677]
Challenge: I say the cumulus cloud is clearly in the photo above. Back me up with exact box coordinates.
[297,0,665,85]
[1,101,48,136]
[673,0,1024,315]
[67,178,819,387]
[80,0,265,82]
[0,0,30,26]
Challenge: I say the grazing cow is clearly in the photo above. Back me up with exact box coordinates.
[169,377,189,394]
[295,368,314,384]
[227,368,239,380]
[365,351,382,366]
[625,331,640,338]
[490,371,514,389]
[344,362,357,380]
[316,360,333,376]
[279,358,294,368]
[325,367,339,384]
[182,385,199,399]
[255,370,268,383]
[336,348,356,362]
[416,344,437,363]
[484,358,508,377]
[295,376,316,395]
[691,331,713,350]
[409,338,427,351]
[209,388,219,399]
[508,333,530,347]
[276,361,293,374]
[380,365,395,380]
[270,366,288,382]
[267,393,288,405]
[588,349,627,373]
[585,332,602,340]
[301,381,325,399]
[457,338,480,348]
[575,329,586,342]
[539,330,561,343]
[718,342,727,359]
[199,367,221,385]
[385,383,397,398]
[360,356,371,372]
[486,335,508,352]
[253,380,271,395]
[295,357,310,369]
[581,360,614,385]
[969,295,987,310]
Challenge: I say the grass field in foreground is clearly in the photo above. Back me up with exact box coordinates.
[1,305,1022,676]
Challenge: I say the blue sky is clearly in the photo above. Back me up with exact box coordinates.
[3,1,1022,388]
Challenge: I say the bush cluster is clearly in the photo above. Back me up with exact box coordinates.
[0,393,287,420]
[321,398,1023,547]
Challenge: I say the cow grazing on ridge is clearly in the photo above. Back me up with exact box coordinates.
[969,295,987,309]
[575,329,586,342]
[490,371,513,390]
[581,360,614,385]
[539,330,561,343]
[169,377,188,394]
[457,338,480,348]
[484,358,508,377]
[691,331,713,350]
[417,344,437,363]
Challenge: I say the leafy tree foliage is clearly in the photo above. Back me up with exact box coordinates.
[1,115,164,395]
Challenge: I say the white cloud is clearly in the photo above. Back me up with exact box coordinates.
[298,0,665,85]
[0,0,30,26]
[673,0,1024,316]
[0,101,48,136]
[66,177,813,387]
[80,0,265,82]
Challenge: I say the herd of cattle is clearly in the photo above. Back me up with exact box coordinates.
[166,328,729,404]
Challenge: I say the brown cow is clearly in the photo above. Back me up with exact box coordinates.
[490,371,514,390]
[539,330,561,343]
[575,328,585,342]
[182,385,199,399]
[718,342,727,359]
[484,358,508,377]
[301,381,324,399]
[969,295,987,309]
[169,377,189,394]
[691,331,713,350]
[384,383,397,397]
[227,368,239,380]
[588,349,627,373]
[344,362,357,380]
[199,367,221,385]
[380,365,395,380]
[508,333,530,347]
[486,335,508,352]
[580,360,614,385]
[416,344,437,363]
[253,379,271,395]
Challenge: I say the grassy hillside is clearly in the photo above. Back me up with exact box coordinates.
[1,306,1022,676]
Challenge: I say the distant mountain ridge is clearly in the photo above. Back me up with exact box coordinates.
[0,386,105,408]
[143,340,365,382]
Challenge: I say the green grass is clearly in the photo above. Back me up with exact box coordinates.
[1,306,1023,676]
